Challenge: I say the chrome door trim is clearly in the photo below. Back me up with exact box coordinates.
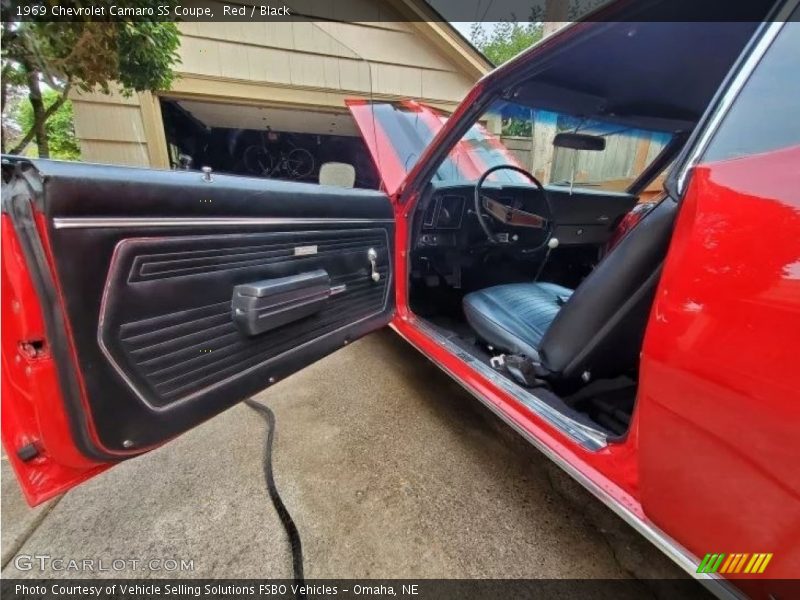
[412,318,608,451]
[53,217,395,229]
[391,320,748,600]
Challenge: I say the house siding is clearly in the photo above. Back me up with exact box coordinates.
[71,0,484,168]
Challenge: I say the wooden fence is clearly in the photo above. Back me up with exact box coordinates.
[500,132,668,199]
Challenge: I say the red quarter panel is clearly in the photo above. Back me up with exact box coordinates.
[638,145,800,585]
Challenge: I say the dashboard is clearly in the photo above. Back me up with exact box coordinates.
[416,183,638,250]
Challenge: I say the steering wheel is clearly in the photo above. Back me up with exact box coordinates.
[474,164,554,249]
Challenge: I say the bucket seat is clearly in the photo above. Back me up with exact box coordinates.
[462,197,678,382]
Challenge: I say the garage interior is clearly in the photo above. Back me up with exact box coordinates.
[160,98,381,190]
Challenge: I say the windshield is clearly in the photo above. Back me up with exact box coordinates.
[348,100,672,193]
[445,100,673,191]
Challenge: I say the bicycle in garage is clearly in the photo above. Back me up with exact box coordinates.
[243,134,316,180]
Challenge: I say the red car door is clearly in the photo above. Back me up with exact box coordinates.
[1,159,396,505]
[638,15,800,589]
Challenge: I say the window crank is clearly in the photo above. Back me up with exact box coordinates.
[367,248,381,282]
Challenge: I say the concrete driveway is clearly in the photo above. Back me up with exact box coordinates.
[2,329,708,597]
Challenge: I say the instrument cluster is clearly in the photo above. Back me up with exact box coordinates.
[422,194,466,230]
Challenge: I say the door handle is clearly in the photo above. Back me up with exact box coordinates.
[367,248,380,282]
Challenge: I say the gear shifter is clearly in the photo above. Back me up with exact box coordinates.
[533,237,559,282]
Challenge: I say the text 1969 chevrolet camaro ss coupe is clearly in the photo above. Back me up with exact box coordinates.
[2,0,798,597]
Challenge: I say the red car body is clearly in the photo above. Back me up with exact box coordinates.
[2,3,798,598]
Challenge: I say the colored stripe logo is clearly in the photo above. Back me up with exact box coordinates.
[697,553,773,574]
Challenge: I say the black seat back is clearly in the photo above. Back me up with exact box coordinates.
[539,197,678,381]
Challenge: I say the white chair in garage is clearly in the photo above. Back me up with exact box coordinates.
[319,162,356,188]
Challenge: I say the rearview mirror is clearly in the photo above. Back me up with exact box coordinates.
[553,133,606,151]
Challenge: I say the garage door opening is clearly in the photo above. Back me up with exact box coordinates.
[160,99,381,190]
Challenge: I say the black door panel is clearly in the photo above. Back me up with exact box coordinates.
[100,229,391,410]
[11,160,395,457]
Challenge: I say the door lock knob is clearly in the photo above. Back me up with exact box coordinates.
[367,248,380,282]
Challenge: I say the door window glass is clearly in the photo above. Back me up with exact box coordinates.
[704,18,800,162]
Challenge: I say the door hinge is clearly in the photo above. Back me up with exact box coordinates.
[19,339,47,359]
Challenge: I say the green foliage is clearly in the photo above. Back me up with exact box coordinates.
[469,21,543,66]
[16,88,80,159]
[469,22,543,137]
[4,18,181,96]
[501,118,532,137]
[2,4,181,156]
[117,21,181,93]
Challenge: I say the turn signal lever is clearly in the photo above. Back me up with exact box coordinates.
[533,237,559,282]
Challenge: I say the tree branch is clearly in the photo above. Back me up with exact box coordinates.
[1,63,11,110]
[8,81,72,156]
[1,63,10,151]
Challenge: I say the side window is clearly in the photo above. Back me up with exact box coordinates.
[703,18,800,162]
